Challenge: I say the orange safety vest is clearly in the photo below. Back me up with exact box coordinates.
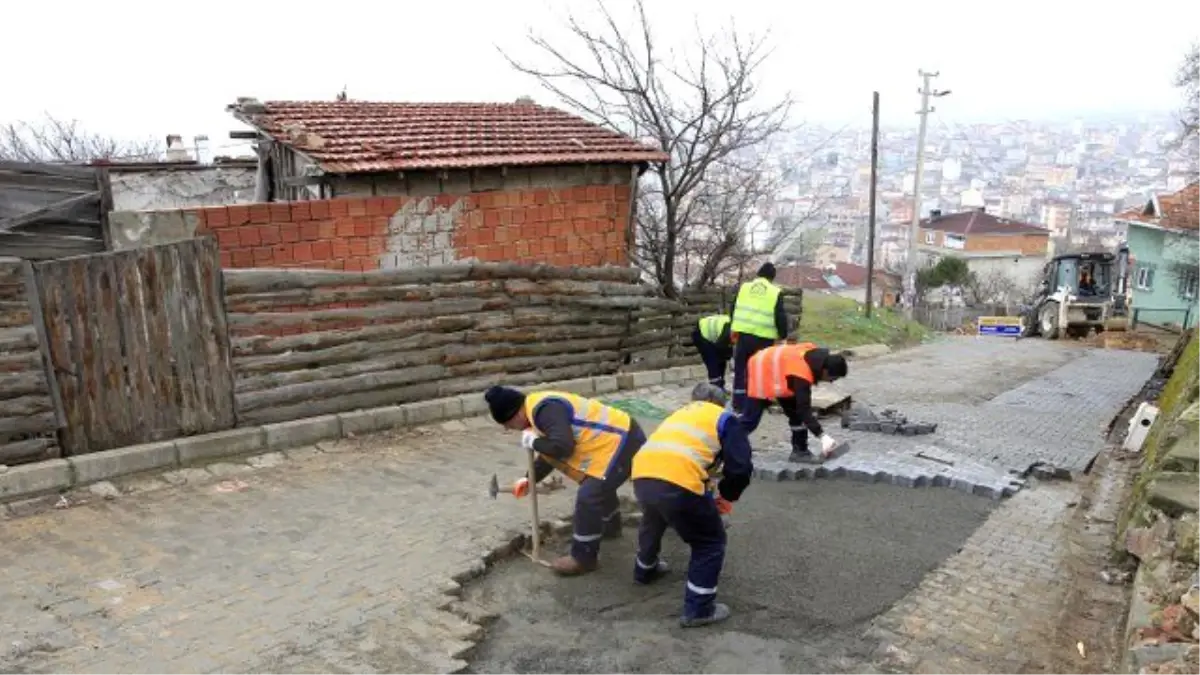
[745,342,817,400]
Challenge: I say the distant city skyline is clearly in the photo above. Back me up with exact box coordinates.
[3,0,1196,157]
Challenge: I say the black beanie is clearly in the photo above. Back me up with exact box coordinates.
[824,354,848,380]
[484,385,525,424]
[757,262,777,280]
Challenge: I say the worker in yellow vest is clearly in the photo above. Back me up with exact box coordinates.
[729,263,789,415]
[630,383,754,627]
[742,342,848,463]
[693,314,733,390]
[484,385,647,576]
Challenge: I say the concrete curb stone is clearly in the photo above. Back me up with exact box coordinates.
[0,459,73,499]
[0,367,710,505]
[177,428,264,464]
[69,441,179,484]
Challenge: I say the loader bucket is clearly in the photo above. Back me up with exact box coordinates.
[1105,317,1129,332]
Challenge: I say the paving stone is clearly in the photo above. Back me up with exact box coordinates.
[160,468,212,486]
[247,452,287,469]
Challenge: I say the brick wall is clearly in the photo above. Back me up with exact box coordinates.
[187,183,632,271]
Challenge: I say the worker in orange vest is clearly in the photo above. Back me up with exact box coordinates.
[740,342,848,463]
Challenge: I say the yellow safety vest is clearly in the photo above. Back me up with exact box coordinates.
[697,314,731,343]
[525,391,633,483]
[631,401,727,496]
[730,277,781,339]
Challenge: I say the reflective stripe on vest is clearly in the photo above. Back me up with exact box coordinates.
[631,401,726,495]
[730,278,782,339]
[746,343,817,400]
[698,315,730,343]
[525,391,632,482]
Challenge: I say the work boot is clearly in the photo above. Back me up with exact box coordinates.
[551,555,597,577]
[787,429,821,463]
[634,559,670,585]
[680,603,731,628]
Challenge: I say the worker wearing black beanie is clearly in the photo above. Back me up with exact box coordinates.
[483,384,647,577]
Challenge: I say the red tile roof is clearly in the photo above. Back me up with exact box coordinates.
[1116,182,1199,233]
[228,99,669,173]
[776,262,900,290]
[921,209,1049,236]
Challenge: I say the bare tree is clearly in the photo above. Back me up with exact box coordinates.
[503,0,790,295]
[966,269,1020,305]
[0,113,161,163]
[1176,42,1195,159]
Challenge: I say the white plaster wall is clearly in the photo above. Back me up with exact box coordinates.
[110,167,256,211]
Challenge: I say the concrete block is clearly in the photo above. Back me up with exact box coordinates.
[263,416,342,451]
[553,378,595,396]
[405,399,457,426]
[70,441,178,484]
[616,373,636,390]
[459,393,490,417]
[0,460,72,500]
[660,368,684,384]
[339,406,408,435]
[592,375,619,395]
[687,365,709,380]
[629,371,663,388]
[177,427,265,464]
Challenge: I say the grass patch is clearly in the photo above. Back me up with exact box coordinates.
[798,294,929,350]
[1117,332,1199,542]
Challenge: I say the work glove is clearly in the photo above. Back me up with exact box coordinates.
[819,434,838,456]
[512,477,530,498]
[520,430,539,451]
[714,496,733,516]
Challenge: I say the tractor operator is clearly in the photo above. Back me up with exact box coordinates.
[693,314,733,391]
[484,385,646,576]
[729,263,789,415]
[739,341,848,464]
[630,383,754,628]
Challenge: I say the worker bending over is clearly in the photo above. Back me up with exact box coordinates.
[729,263,788,415]
[693,314,733,390]
[741,342,848,464]
[484,386,647,576]
[630,383,754,628]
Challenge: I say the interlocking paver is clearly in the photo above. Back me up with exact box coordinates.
[867,481,1084,673]
[0,337,1159,674]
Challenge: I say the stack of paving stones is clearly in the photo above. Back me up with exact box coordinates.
[840,404,938,436]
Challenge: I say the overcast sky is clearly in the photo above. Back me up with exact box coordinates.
[3,0,1197,157]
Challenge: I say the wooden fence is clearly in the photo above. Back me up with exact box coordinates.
[224,264,679,425]
[0,161,113,260]
[0,260,58,464]
[1,249,805,464]
[24,238,236,455]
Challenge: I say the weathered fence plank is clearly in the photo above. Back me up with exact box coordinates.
[26,237,236,455]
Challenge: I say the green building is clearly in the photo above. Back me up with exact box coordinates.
[1115,182,1199,329]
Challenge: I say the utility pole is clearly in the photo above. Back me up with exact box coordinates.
[903,70,951,317]
[865,91,880,318]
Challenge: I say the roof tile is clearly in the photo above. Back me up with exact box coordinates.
[228,100,669,173]
[1119,182,1199,233]
[921,209,1049,236]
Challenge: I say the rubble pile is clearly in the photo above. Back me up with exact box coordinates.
[840,404,937,436]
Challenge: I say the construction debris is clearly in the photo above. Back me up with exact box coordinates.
[840,404,937,436]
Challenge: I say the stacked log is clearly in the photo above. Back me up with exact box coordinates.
[0,260,59,465]
[224,263,667,425]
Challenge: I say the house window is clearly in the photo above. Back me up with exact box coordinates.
[924,231,936,245]
[1135,265,1155,291]
[944,233,966,250]
[1179,268,1199,299]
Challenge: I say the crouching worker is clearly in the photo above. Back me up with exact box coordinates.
[484,386,647,576]
[630,383,753,628]
[741,342,848,463]
[693,314,733,390]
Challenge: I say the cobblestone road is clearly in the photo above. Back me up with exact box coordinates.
[0,337,1159,673]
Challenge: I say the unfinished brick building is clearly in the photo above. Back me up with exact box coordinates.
[197,97,669,270]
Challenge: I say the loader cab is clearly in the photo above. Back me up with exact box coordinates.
[1044,252,1115,299]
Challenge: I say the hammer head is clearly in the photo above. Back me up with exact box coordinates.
[488,473,499,500]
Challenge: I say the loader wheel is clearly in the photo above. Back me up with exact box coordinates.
[1039,302,1061,340]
